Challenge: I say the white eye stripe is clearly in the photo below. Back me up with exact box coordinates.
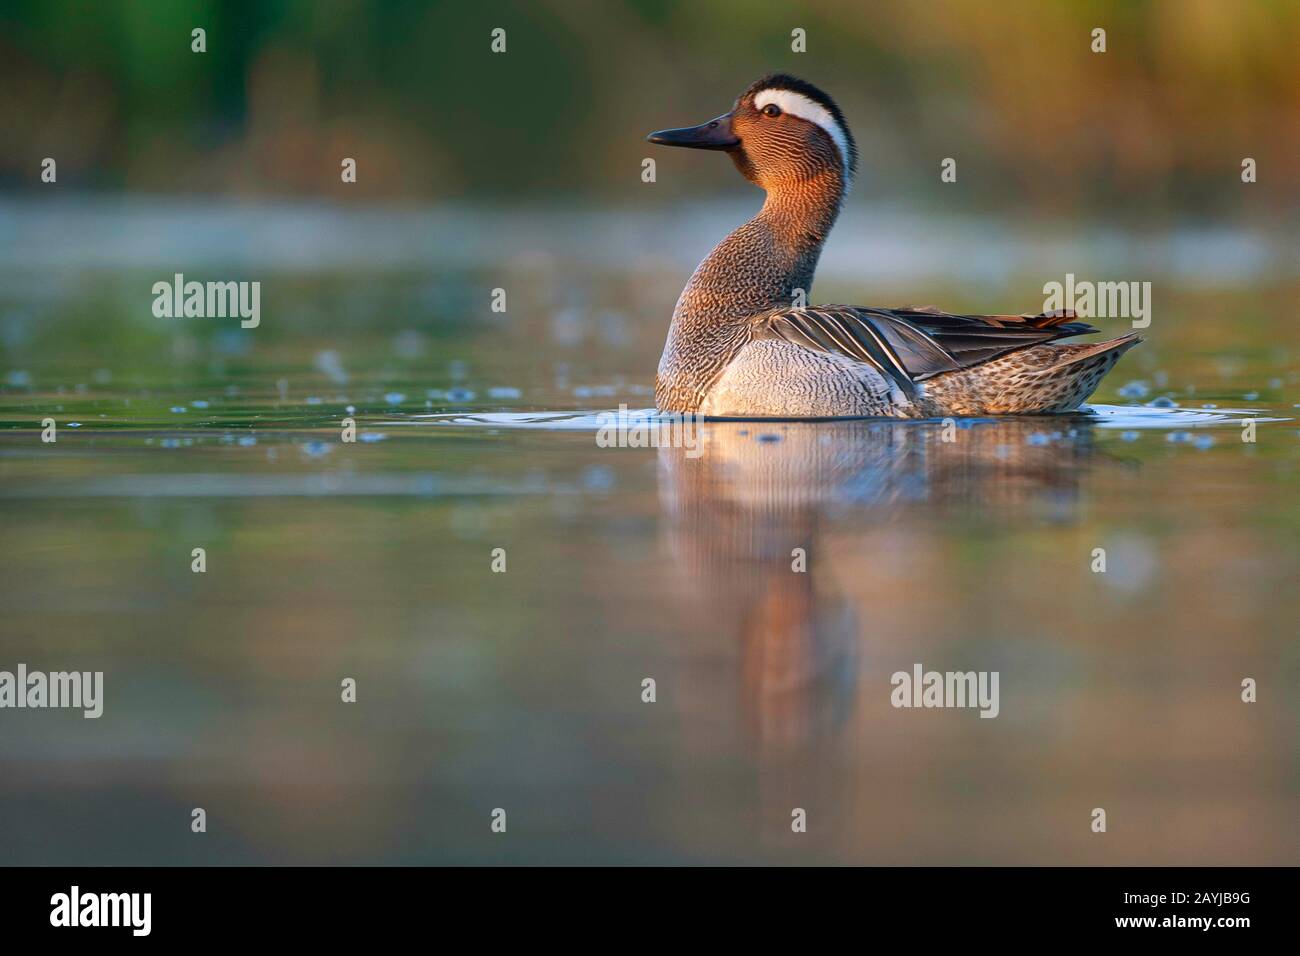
[753,88,851,175]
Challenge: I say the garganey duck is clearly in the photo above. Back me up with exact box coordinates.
[647,74,1140,418]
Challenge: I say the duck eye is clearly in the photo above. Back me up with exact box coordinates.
[761,103,781,118]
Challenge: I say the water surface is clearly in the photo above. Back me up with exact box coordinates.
[2,203,1298,864]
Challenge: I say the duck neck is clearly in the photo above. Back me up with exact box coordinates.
[657,169,846,412]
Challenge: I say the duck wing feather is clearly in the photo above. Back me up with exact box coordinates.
[756,305,1098,397]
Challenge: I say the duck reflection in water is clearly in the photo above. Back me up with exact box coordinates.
[656,417,1111,753]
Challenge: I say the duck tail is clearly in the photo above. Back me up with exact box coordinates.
[923,333,1142,415]
[1044,332,1143,368]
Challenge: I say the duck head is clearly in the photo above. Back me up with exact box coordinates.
[646,73,858,192]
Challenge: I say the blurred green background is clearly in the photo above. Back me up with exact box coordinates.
[3,0,1298,219]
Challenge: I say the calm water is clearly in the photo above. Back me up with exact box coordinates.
[1,202,1298,864]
